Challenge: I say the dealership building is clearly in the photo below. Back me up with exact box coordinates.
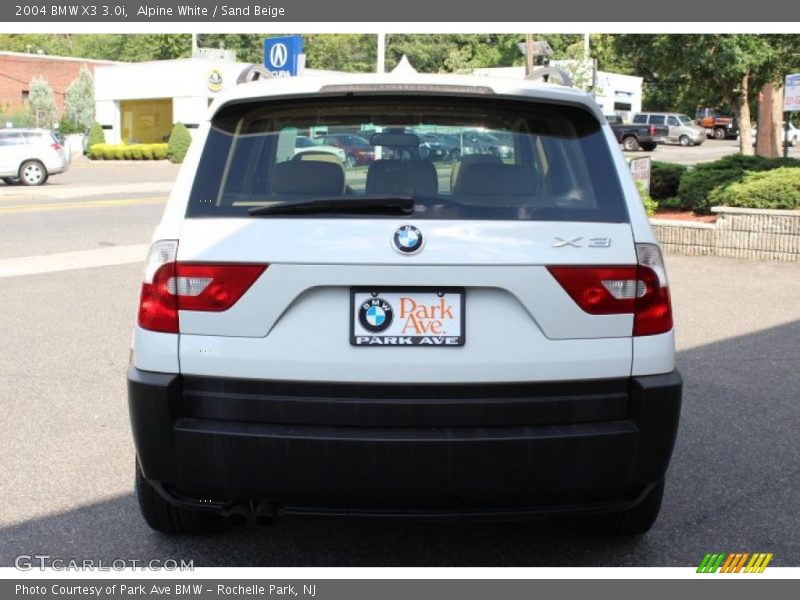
[93,56,255,145]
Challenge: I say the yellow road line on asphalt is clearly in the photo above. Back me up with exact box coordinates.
[0,197,167,215]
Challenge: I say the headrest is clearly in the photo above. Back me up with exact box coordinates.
[454,163,536,196]
[450,153,503,193]
[366,160,438,196]
[271,160,345,195]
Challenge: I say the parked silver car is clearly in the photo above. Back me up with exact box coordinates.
[632,112,706,147]
[0,128,70,185]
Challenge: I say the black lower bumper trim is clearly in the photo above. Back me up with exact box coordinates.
[128,368,682,515]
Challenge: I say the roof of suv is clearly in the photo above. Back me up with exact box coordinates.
[208,73,604,120]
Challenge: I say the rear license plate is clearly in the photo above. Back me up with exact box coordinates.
[351,288,465,346]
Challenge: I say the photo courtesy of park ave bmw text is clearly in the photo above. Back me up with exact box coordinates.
[0,0,799,595]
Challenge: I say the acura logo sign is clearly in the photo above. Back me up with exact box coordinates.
[270,43,288,68]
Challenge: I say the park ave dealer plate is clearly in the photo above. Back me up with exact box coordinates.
[351,288,465,346]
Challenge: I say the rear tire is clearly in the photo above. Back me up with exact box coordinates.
[19,160,48,186]
[586,480,665,536]
[345,154,357,168]
[622,136,640,151]
[641,142,657,151]
[713,128,726,140]
[135,460,226,534]
[2,177,22,185]
[679,135,691,147]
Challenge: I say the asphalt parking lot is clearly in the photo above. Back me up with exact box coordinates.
[0,155,798,567]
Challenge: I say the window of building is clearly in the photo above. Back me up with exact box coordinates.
[21,90,29,101]
[120,98,173,144]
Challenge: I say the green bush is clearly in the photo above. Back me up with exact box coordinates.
[58,116,84,135]
[88,143,105,160]
[658,197,683,210]
[636,181,658,216]
[677,154,800,213]
[152,143,169,160]
[85,122,105,155]
[708,167,800,210]
[167,123,191,163]
[650,162,687,201]
[87,142,168,160]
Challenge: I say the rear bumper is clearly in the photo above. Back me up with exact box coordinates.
[128,368,682,517]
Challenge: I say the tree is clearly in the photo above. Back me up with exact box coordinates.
[28,76,58,129]
[613,35,777,155]
[167,123,192,163]
[64,66,94,130]
[304,34,377,72]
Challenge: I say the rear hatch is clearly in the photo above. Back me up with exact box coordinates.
[144,91,670,383]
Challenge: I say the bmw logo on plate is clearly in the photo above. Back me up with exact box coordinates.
[358,297,394,333]
[392,225,424,255]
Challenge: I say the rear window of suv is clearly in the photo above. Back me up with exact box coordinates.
[187,95,628,223]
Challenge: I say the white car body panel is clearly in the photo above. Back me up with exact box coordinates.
[139,72,674,384]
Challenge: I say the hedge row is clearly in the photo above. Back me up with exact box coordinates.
[651,155,800,213]
[708,167,800,210]
[89,143,168,160]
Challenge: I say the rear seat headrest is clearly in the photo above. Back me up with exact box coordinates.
[271,160,345,195]
[455,163,536,196]
[366,160,438,196]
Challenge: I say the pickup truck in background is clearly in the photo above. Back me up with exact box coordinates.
[605,115,667,151]
[695,107,738,140]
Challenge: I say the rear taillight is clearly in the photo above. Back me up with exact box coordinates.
[51,143,62,152]
[137,241,267,333]
[649,125,656,136]
[547,243,673,336]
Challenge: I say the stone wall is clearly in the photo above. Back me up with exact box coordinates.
[651,207,800,261]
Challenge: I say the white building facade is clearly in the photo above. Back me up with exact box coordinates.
[472,64,643,122]
[94,58,252,144]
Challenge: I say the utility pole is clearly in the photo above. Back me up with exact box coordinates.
[377,33,386,74]
[525,34,534,77]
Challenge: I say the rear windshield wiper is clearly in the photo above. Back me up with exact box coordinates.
[248,196,415,216]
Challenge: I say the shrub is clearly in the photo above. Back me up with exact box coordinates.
[708,167,800,210]
[88,143,106,160]
[167,123,191,163]
[87,142,169,160]
[636,181,658,216]
[85,122,105,155]
[677,154,800,213]
[152,143,169,160]
[650,162,687,201]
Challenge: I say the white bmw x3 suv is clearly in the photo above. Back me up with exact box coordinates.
[128,72,682,535]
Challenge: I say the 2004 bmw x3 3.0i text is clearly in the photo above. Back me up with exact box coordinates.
[128,71,682,535]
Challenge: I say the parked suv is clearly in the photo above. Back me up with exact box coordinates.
[633,112,706,146]
[129,73,682,536]
[0,128,69,185]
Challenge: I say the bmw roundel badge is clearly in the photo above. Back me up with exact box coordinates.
[392,225,424,255]
[358,297,394,333]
